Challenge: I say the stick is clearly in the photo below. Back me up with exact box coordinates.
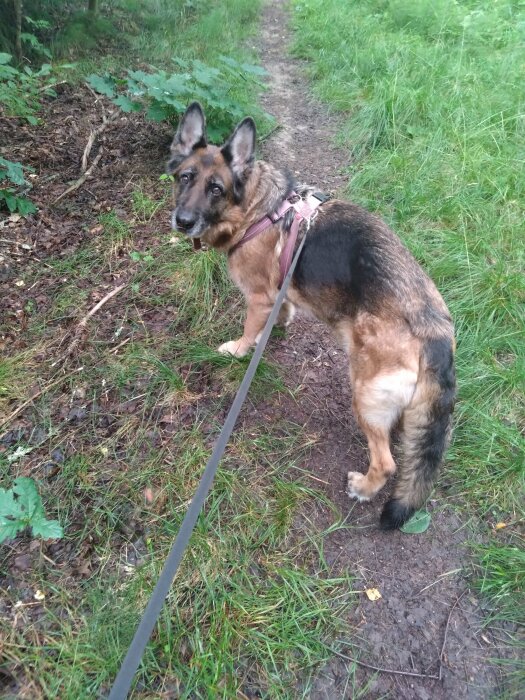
[53,147,104,204]
[81,113,117,173]
[0,367,84,431]
[78,284,127,328]
[57,283,127,361]
[332,645,440,681]
[439,590,466,680]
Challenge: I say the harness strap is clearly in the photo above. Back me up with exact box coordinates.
[230,191,326,289]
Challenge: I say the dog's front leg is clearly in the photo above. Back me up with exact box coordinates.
[217,294,272,358]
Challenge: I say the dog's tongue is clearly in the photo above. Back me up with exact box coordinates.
[192,238,202,251]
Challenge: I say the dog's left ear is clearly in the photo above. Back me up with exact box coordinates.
[167,102,207,173]
[221,117,256,178]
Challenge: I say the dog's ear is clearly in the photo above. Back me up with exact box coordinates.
[167,102,207,173]
[221,117,256,178]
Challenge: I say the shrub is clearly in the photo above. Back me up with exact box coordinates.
[87,55,273,141]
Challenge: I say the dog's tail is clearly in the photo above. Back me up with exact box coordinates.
[380,337,456,530]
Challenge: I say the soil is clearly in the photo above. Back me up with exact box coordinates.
[0,1,521,698]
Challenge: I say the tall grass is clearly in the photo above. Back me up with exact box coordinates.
[292,0,524,517]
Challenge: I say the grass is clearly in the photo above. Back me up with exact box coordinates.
[0,1,358,696]
[292,0,524,686]
[292,0,524,520]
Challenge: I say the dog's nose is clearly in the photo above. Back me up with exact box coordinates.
[175,210,197,232]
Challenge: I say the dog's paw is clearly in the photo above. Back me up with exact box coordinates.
[217,339,250,358]
[346,471,372,502]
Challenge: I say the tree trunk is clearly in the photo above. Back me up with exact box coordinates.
[14,0,22,63]
[88,0,99,14]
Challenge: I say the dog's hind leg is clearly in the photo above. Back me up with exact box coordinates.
[277,301,296,328]
[347,369,417,501]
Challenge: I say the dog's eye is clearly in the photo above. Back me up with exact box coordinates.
[180,173,192,184]
[210,184,223,197]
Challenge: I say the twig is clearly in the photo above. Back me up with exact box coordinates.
[53,147,104,204]
[81,113,117,173]
[259,124,281,143]
[77,284,127,329]
[439,590,467,681]
[38,80,67,93]
[0,367,84,432]
[55,283,127,362]
[332,645,440,681]
[110,337,131,354]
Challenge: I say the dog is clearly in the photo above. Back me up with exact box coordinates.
[167,102,456,529]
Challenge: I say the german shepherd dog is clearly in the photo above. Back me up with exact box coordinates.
[168,102,456,529]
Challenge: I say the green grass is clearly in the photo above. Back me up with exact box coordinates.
[292,0,524,514]
[292,0,525,685]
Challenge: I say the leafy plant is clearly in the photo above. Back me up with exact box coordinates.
[0,51,56,124]
[0,156,37,215]
[87,55,273,141]
[0,477,63,543]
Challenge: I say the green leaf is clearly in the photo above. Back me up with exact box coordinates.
[86,74,116,98]
[0,52,12,65]
[400,510,431,534]
[113,94,142,113]
[15,196,37,216]
[0,477,63,544]
[0,157,27,186]
[146,100,171,121]
[30,514,63,540]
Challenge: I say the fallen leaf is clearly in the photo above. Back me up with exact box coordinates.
[495,522,507,530]
[365,587,382,601]
[14,279,25,287]
[400,510,431,534]
[34,589,45,601]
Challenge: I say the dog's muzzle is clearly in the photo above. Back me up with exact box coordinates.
[171,209,202,238]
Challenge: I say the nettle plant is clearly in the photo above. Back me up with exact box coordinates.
[0,157,37,215]
[87,56,273,141]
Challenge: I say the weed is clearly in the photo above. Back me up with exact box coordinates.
[0,52,56,123]
[131,186,165,223]
[0,477,63,544]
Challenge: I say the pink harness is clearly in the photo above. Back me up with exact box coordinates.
[230,192,325,288]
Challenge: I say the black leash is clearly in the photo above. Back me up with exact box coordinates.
[107,235,307,699]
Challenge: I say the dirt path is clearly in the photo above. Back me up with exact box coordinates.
[255,2,518,698]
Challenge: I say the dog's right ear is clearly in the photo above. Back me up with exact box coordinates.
[167,102,207,173]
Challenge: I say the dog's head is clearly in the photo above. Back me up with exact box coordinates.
[167,102,256,246]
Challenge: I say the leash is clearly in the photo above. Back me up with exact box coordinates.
[107,233,307,700]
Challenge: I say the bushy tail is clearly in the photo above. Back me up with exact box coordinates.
[380,337,456,530]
